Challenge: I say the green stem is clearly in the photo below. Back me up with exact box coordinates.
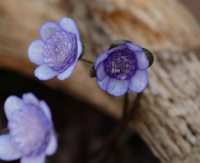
[80,58,94,64]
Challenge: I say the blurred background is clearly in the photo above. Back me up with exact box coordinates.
[0,0,200,163]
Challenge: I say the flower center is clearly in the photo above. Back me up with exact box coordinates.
[43,31,77,72]
[104,48,137,80]
[9,104,51,156]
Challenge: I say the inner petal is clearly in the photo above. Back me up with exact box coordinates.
[103,48,137,80]
[43,31,77,72]
[9,104,50,156]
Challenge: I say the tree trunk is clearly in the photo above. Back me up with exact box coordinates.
[0,0,200,162]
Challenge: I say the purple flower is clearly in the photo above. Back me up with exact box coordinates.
[0,93,57,163]
[28,17,83,80]
[94,40,150,96]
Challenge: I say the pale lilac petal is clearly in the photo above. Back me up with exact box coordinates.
[40,21,61,41]
[39,101,52,121]
[77,40,83,57]
[59,17,80,38]
[127,43,149,70]
[28,40,44,65]
[4,96,24,120]
[96,76,110,91]
[57,62,77,80]
[126,42,142,52]
[34,64,58,80]
[0,135,21,161]
[96,62,106,81]
[129,70,148,93]
[21,154,45,163]
[22,93,39,106]
[135,51,149,70]
[94,51,108,69]
[106,79,129,96]
[46,132,57,155]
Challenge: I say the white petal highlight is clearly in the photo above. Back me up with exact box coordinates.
[21,154,45,163]
[40,21,61,41]
[0,135,21,161]
[22,93,39,106]
[129,70,148,93]
[77,40,83,58]
[59,17,80,38]
[4,96,24,120]
[46,132,57,155]
[57,62,77,80]
[34,64,58,80]
[28,40,44,65]
[39,101,52,121]
[94,51,108,69]
[96,76,110,91]
[106,79,129,96]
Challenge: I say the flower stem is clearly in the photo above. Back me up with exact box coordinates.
[82,93,142,163]
[79,58,94,64]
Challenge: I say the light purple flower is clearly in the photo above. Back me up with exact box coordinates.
[94,40,150,96]
[28,17,83,80]
[0,93,57,163]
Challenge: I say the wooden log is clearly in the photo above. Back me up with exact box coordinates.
[0,0,200,162]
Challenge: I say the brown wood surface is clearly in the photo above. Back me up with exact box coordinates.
[0,0,200,162]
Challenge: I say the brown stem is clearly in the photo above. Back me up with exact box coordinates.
[82,93,142,163]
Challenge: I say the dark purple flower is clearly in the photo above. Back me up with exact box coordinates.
[0,93,57,163]
[28,17,82,80]
[94,41,150,96]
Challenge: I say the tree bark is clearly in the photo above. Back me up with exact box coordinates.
[0,0,200,162]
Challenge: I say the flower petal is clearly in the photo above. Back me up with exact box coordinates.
[126,42,143,52]
[22,93,39,106]
[39,101,52,121]
[57,62,77,80]
[21,154,45,163]
[129,70,148,93]
[4,96,24,120]
[106,79,129,96]
[46,132,57,155]
[135,51,149,70]
[59,17,80,38]
[127,42,149,70]
[40,21,61,41]
[94,51,108,69]
[96,76,110,91]
[34,64,58,80]
[96,62,106,81]
[0,135,21,161]
[28,40,44,65]
[77,40,83,57]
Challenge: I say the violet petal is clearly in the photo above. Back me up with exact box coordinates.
[28,40,44,65]
[0,135,21,161]
[96,62,106,81]
[106,79,129,96]
[34,64,58,80]
[59,17,80,39]
[40,21,61,41]
[129,70,148,93]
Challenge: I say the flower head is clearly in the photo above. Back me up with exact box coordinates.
[0,93,57,163]
[28,17,83,80]
[94,40,152,96]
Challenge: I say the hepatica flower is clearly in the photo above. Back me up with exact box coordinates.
[94,40,153,96]
[0,93,57,163]
[28,17,82,80]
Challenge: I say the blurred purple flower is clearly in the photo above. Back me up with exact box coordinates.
[28,17,83,80]
[94,40,149,96]
[0,93,57,163]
